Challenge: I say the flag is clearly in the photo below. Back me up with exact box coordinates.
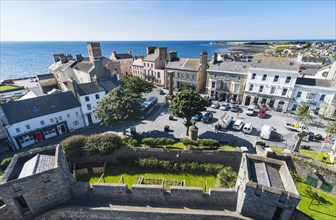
[323,134,329,144]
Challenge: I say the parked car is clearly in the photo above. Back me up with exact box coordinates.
[285,122,309,132]
[233,120,244,130]
[258,108,266,118]
[158,89,165,95]
[201,112,213,123]
[314,134,323,141]
[211,102,220,109]
[243,123,253,134]
[1,79,14,85]
[217,113,233,130]
[192,112,203,121]
[246,105,256,116]
[219,102,230,111]
[230,103,239,112]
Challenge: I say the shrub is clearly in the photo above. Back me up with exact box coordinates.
[155,138,176,146]
[1,157,12,167]
[216,167,238,188]
[197,139,220,148]
[182,139,198,147]
[122,138,138,147]
[61,135,87,161]
[142,138,157,147]
[84,133,122,156]
[301,145,311,150]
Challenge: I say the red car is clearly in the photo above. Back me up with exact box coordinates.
[1,79,14,85]
[258,108,266,118]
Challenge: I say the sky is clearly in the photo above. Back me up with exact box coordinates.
[0,0,335,41]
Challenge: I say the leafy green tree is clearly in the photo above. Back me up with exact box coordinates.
[61,135,86,161]
[169,90,207,135]
[84,133,122,155]
[121,75,154,94]
[326,122,336,135]
[95,87,142,135]
[216,167,238,188]
[296,102,312,125]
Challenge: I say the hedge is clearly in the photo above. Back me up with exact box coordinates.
[136,157,226,174]
[1,157,12,167]
[142,138,176,147]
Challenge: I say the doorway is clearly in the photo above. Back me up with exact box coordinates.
[14,196,31,216]
[245,96,251,106]
[272,207,283,220]
[87,113,93,125]
[57,124,67,135]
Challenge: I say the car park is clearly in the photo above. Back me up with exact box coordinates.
[233,120,244,130]
[258,108,266,118]
[211,102,220,109]
[201,112,213,123]
[246,105,256,116]
[219,102,230,111]
[243,123,253,134]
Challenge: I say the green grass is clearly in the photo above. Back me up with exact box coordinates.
[269,147,284,153]
[77,164,217,191]
[0,85,16,91]
[296,182,336,220]
[299,150,331,164]
[218,145,239,151]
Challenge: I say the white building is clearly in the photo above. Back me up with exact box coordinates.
[143,47,167,85]
[289,77,336,119]
[67,80,106,126]
[0,92,85,150]
[242,56,300,111]
[132,58,144,79]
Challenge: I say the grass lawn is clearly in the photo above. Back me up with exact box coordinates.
[299,150,332,164]
[0,85,16,91]
[170,142,238,151]
[296,182,336,220]
[269,147,284,153]
[77,164,217,191]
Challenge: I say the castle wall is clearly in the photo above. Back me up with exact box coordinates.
[74,146,242,171]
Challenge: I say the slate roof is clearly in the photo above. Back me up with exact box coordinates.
[37,74,56,81]
[0,91,81,124]
[250,56,300,71]
[208,61,250,73]
[98,75,122,92]
[18,154,55,179]
[76,82,105,96]
[114,53,133,60]
[72,61,94,73]
[133,58,143,66]
[166,58,201,71]
[144,53,159,62]
[296,77,336,88]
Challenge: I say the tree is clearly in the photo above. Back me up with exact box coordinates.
[216,167,237,188]
[121,75,154,94]
[169,90,207,135]
[94,87,142,135]
[326,122,336,135]
[61,135,86,161]
[296,102,312,125]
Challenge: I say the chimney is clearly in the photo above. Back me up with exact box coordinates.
[212,53,218,64]
[158,47,167,61]
[76,54,84,62]
[168,51,177,62]
[146,46,157,55]
[66,78,78,99]
[297,52,303,62]
[53,54,63,63]
[128,50,132,55]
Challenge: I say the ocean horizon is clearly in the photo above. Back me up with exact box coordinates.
[0,39,333,81]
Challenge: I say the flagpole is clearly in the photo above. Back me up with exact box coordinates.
[316,134,329,160]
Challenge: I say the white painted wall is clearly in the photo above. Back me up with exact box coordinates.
[79,91,106,126]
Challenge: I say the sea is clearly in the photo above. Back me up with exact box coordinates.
[0,41,234,81]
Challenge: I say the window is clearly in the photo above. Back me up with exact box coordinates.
[224,75,229,81]
[306,93,316,100]
[262,74,267,81]
[157,72,160,78]
[85,96,90,102]
[16,128,20,133]
[26,125,30,130]
[177,72,180,78]
[73,120,79,126]
[224,83,229,89]
[251,73,256,80]
[249,84,254,91]
[211,81,216,89]
[270,87,276,94]
[297,91,302,98]
[95,94,100,99]
[87,104,92,110]
[214,73,218,78]
[50,118,54,123]
[237,75,242,81]
[320,94,326,101]
[67,114,70,118]
[285,76,292,84]
[151,63,153,68]
[75,112,79,116]
[58,116,62,121]
[273,75,279,83]
[40,120,45,126]
[259,85,264,93]
[282,88,288,96]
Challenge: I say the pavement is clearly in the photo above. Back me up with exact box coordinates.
[0,87,334,162]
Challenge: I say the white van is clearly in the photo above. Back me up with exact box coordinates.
[260,125,272,140]
[217,113,233,130]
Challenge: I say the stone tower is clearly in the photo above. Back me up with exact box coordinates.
[196,50,208,93]
[87,42,102,62]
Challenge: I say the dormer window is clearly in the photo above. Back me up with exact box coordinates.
[33,106,39,112]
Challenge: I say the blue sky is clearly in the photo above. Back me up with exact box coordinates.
[1,0,335,41]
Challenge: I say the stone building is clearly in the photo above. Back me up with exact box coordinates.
[236,154,300,220]
[165,50,208,93]
[207,53,250,102]
[0,145,76,219]
[242,56,300,111]
[143,46,167,85]
[110,51,134,75]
